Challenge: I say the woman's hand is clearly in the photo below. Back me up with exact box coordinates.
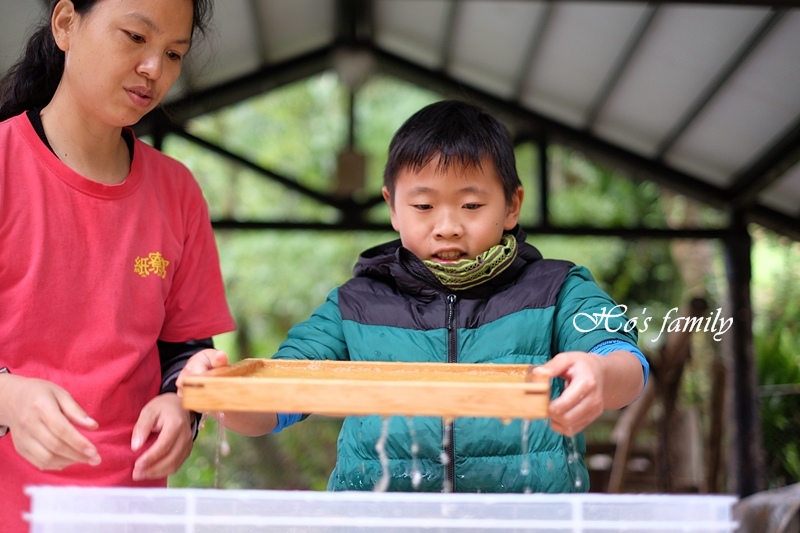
[0,374,100,470]
[131,392,193,481]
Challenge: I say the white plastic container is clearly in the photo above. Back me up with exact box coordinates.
[26,486,738,532]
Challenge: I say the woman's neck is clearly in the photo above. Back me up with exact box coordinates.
[39,99,131,185]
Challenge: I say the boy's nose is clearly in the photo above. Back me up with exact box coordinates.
[434,213,463,238]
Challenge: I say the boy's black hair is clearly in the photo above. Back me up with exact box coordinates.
[383,100,522,204]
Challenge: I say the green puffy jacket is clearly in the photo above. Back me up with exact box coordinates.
[274,228,639,493]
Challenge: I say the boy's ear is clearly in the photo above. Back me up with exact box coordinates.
[381,186,394,211]
[504,186,524,231]
[382,186,400,232]
[52,0,77,52]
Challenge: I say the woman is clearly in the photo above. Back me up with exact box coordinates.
[0,1,235,530]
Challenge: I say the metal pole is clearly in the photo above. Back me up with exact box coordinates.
[724,210,763,497]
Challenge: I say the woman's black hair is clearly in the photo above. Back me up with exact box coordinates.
[0,0,212,122]
[383,99,522,205]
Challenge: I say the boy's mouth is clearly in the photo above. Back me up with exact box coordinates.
[432,250,468,262]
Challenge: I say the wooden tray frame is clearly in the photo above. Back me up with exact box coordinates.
[181,358,550,419]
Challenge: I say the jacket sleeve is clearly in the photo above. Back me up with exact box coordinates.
[272,288,350,362]
[552,265,640,354]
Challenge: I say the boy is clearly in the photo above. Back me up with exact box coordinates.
[179,100,648,493]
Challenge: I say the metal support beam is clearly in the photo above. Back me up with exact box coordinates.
[368,46,800,241]
[372,48,729,209]
[168,124,344,210]
[730,114,800,209]
[247,0,270,64]
[593,0,800,6]
[211,218,728,240]
[149,108,170,152]
[537,137,550,228]
[747,205,800,242]
[439,0,460,71]
[128,39,800,242]
[137,46,335,132]
[157,116,387,220]
[724,211,763,497]
[336,0,372,44]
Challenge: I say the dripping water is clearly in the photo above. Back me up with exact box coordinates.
[374,416,391,492]
[406,416,422,489]
[214,412,230,489]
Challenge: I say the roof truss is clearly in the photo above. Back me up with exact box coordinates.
[138,40,800,241]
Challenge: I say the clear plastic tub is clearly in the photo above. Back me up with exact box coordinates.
[26,486,738,532]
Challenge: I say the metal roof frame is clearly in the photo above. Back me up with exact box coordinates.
[139,39,799,241]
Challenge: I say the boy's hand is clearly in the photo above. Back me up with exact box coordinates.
[1,375,101,470]
[174,350,277,437]
[131,392,192,481]
[175,349,229,398]
[534,349,644,436]
[533,352,605,436]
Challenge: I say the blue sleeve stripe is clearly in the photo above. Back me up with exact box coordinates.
[589,339,650,386]
[273,413,303,433]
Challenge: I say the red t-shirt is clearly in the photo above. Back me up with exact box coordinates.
[0,113,236,532]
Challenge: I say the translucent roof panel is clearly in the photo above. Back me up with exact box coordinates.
[0,3,44,74]
[665,11,800,187]
[593,5,772,163]
[447,2,548,99]
[759,163,800,217]
[373,0,452,70]
[519,2,651,128]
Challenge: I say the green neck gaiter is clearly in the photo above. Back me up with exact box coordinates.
[423,234,518,291]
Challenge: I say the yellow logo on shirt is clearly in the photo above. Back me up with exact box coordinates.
[134,252,170,279]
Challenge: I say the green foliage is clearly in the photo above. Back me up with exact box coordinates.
[351,75,442,198]
[752,229,800,488]
[548,146,726,230]
[538,146,686,314]
[513,143,540,228]
[170,415,343,490]
[216,231,393,349]
[549,146,666,229]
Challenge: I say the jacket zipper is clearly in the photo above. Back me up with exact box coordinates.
[399,255,459,491]
[444,292,458,491]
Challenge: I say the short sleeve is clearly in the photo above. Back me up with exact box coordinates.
[159,186,235,342]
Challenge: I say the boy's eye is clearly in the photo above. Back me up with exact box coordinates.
[464,204,482,210]
[412,204,432,211]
